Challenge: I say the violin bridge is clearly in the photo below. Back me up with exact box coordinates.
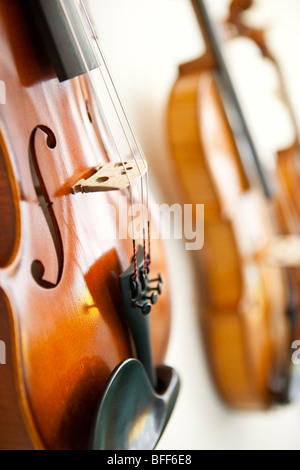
[72,160,147,194]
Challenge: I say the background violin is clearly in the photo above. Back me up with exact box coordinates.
[0,0,179,450]
[88,0,300,449]
[167,0,294,409]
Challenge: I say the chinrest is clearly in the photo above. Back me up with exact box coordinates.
[90,358,180,450]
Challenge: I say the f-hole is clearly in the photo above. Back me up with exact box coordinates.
[29,125,64,289]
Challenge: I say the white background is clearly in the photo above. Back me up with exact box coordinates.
[87,0,300,450]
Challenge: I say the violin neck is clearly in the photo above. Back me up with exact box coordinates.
[27,0,97,82]
[191,0,273,198]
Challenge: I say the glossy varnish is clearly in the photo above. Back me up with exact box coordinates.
[0,0,170,449]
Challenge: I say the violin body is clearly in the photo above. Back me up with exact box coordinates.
[168,64,291,408]
[0,0,171,449]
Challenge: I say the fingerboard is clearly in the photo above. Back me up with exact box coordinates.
[27,0,97,81]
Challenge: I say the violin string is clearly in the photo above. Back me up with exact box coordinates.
[79,0,147,172]
[78,0,144,276]
[59,0,139,277]
[79,0,148,267]
[79,0,151,271]
[76,0,150,274]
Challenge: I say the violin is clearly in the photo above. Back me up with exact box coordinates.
[0,0,179,450]
[168,0,294,408]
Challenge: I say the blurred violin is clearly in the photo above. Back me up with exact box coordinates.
[0,0,179,450]
[225,0,300,343]
[168,0,295,408]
